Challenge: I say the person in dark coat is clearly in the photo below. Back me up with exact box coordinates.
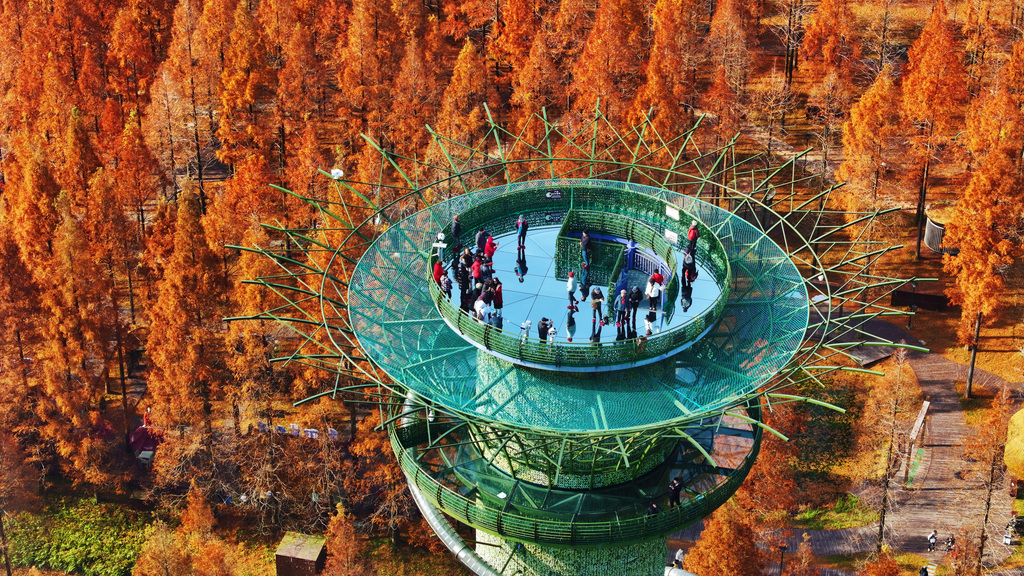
[629,286,643,328]
[580,231,592,269]
[668,476,683,508]
[476,229,488,252]
[516,215,529,248]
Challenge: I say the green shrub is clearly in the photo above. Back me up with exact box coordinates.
[7,497,154,576]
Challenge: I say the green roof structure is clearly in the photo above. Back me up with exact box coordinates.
[233,107,926,576]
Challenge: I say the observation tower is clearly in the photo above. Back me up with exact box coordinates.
[236,110,921,576]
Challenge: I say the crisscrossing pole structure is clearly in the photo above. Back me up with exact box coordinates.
[232,108,925,576]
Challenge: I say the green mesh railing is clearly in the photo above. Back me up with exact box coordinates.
[390,403,763,548]
[430,190,731,370]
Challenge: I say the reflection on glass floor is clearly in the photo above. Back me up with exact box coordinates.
[447,226,723,344]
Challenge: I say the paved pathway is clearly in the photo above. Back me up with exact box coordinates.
[668,320,1022,574]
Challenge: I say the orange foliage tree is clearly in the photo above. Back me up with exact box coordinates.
[943,86,1023,344]
[900,0,969,258]
[836,67,901,210]
[683,501,763,576]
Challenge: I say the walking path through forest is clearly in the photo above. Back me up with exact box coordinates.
[668,319,1023,575]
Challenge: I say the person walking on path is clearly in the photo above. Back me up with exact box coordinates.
[919,566,929,576]
[668,476,683,508]
[927,530,937,551]
[566,272,579,311]
[590,286,605,324]
[687,220,699,252]
[516,215,529,249]
[580,231,592,269]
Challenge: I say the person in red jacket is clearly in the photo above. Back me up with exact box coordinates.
[687,220,699,252]
[484,235,498,258]
[433,260,444,285]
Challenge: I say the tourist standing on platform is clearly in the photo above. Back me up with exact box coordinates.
[567,272,579,310]
[615,289,629,327]
[433,260,444,285]
[687,220,700,252]
[452,214,462,253]
[537,317,553,341]
[493,278,503,317]
[615,289,629,340]
[645,275,662,310]
[580,231,592,269]
[516,215,529,248]
[476,228,488,252]
[484,234,498,259]
[590,286,605,324]
[668,476,683,507]
[440,271,452,299]
[629,286,643,328]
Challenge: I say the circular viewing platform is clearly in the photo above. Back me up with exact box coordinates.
[429,186,732,372]
[347,179,810,434]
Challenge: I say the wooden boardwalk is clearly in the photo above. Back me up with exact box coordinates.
[667,321,1022,575]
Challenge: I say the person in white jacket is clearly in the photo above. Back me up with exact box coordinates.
[566,271,579,311]
[645,276,662,310]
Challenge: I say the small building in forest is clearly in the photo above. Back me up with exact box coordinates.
[275,532,327,576]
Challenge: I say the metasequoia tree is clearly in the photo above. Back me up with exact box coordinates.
[702,65,742,147]
[900,0,969,258]
[344,410,419,543]
[630,0,690,139]
[570,0,649,125]
[216,0,272,167]
[433,41,499,154]
[709,0,752,95]
[332,0,402,150]
[734,403,800,519]
[836,67,900,210]
[750,70,795,156]
[385,35,439,160]
[864,0,904,77]
[147,190,226,490]
[547,0,597,83]
[105,0,174,114]
[491,0,541,78]
[801,0,862,81]
[961,385,1012,574]
[770,0,812,84]
[323,504,367,576]
[155,0,216,207]
[807,72,852,174]
[961,0,998,95]
[943,86,1022,345]
[683,502,763,576]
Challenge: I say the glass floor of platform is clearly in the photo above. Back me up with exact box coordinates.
[446,226,723,344]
